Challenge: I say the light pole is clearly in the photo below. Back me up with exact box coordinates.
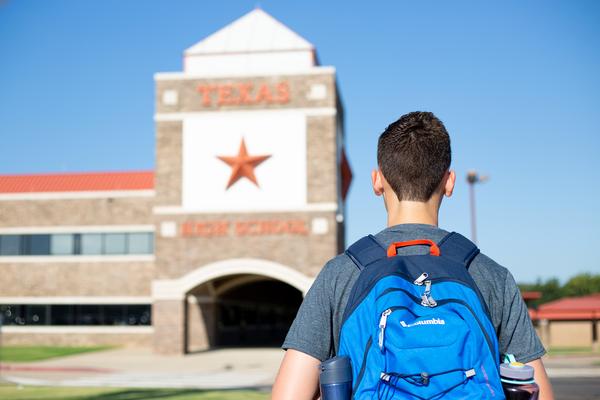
[0,313,3,384]
[466,170,488,245]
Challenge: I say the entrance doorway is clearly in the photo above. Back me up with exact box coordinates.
[216,277,302,346]
[186,274,303,350]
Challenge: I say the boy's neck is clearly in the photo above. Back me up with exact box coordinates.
[386,200,440,228]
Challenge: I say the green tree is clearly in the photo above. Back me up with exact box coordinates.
[562,273,600,297]
[519,273,600,307]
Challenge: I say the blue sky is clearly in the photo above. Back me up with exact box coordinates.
[1,0,598,283]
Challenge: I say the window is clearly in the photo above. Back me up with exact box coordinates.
[80,233,103,255]
[127,233,153,254]
[0,232,154,256]
[51,234,74,255]
[0,304,151,326]
[104,233,127,255]
[0,235,21,255]
[26,305,48,325]
[27,235,50,255]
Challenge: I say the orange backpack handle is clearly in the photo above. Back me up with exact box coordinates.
[387,239,441,257]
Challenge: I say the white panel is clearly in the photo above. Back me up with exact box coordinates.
[160,221,177,237]
[182,111,306,212]
[307,84,327,100]
[311,218,329,235]
[162,90,178,105]
[184,51,314,76]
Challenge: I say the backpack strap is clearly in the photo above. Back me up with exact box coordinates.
[438,232,480,269]
[345,235,386,271]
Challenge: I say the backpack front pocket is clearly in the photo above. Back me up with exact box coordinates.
[375,307,479,399]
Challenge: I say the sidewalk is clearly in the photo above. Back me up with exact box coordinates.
[544,354,600,378]
[1,347,600,389]
[1,347,285,389]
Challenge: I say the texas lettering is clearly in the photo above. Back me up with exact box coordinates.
[197,81,290,107]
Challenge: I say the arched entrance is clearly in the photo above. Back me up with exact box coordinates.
[187,275,303,349]
[152,258,313,354]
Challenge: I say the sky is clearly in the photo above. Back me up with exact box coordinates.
[0,0,599,283]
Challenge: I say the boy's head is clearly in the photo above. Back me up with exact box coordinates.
[374,111,453,203]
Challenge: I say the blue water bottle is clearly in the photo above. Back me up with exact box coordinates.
[319,356,352,400]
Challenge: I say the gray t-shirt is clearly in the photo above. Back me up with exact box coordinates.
[283,224,545,364]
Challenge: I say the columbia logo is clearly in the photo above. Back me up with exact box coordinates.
[400,318,446,328]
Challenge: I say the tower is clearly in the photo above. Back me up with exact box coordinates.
[151,9,350,354]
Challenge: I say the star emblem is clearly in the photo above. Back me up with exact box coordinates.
[217,138,271,189]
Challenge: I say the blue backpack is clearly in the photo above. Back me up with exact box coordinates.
[338,232,504,399]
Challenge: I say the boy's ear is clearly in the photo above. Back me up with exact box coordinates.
[444,170,456,197]
[372,169,384,196]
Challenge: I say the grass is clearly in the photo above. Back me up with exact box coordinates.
[0,346,113,362]
[547,346,594,356]
[0,385,269,400]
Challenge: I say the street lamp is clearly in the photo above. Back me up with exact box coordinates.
[466,170,488,245]
[0,313,3,384]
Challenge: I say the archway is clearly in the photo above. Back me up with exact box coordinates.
[188,275,303,349]
[152,258,313,353]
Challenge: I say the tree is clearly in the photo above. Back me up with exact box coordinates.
[519,273,600,307]
[562,273,600,298]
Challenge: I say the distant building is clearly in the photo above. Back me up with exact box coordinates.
[529,293,600,350]
[0,9,351,354]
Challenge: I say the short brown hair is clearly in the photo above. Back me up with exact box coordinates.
[377,111,451,201]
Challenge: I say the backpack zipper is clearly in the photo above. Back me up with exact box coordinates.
[378,308,392,350]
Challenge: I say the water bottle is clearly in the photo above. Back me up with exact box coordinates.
[319,356,352,400]
[500,360,539,400]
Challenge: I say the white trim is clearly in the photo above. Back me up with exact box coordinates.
[0,190,155,201]
[152,258,314,300]
[0,224,155,234]
[154,66,336,80]
[0,297,152,304]
[0,255,154,263]
[153,202,338,215]
[0,326,153,334]
[155,108,336,121]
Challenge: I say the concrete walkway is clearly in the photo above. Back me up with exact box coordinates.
[1,347,284,389]
[2,347,600,389]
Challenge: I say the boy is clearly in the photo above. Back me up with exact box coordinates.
[271,111,553,399]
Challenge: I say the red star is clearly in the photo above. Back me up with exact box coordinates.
[217,138,271,189]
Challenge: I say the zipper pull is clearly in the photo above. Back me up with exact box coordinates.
[424,280,432,295]
[420,280,437,307]
[378,308,392,350]
[414,272,429,286]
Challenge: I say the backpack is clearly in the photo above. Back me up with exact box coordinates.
[337,232,504,399]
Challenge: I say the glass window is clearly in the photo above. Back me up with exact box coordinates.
[127,233,153,254]
[125,305,151,325]
[0,304,21,325]
[26,305,48,325]
[80,233,102,255]
[104,233,126,255]
[0,235,21,255]
[51,234,74,255]
[104,305,125,325]
[2,304,151,326]
[78,305,103,325]
[50,305,75,325]
[28,235,50,255]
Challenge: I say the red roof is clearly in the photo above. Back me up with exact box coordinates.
[530,293,600,320]
[0,171,155,193]
[521,291,542,301]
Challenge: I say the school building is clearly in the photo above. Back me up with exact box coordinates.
[0,9,351,354]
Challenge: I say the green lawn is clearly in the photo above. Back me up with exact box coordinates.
[547,346,594,356]
[0,346,112,362]
[0,385,269,400]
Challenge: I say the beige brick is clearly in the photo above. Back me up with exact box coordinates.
[155,73,336,114]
